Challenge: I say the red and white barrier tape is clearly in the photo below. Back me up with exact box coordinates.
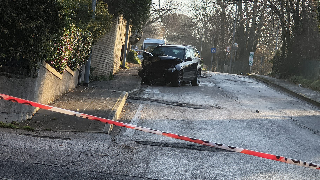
[1,93,319,170]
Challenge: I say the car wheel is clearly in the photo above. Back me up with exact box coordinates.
[197,68,201,77]
[191,71,199,86]
[141,78,150,85]
[172,71,183,87]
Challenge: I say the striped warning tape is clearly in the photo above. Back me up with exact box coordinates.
[1,93,319,170]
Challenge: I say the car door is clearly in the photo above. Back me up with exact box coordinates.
[183,48,195,80]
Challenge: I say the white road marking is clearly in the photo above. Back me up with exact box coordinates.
[123,104,144,137]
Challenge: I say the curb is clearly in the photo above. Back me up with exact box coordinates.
[249,74,320,109]
[105,91,128,133]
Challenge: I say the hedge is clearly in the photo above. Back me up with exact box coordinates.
[0,0,64,77]
[0,0,112,77]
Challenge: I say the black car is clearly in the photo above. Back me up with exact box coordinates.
[138,45,201,86]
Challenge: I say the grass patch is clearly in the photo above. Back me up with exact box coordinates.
[0,122,19,129]
[289,76,320,91]
[0,121,34,131]
[90,73,114,81]
[22,126,34,131]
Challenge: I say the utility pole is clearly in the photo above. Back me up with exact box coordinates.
[199,0,206,61]
[203,0,208,70]
[158,0,166,40]
[122,22,130,68]
[84,0,97,86]
[159,0,163,39]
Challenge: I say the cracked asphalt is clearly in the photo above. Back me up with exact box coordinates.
[1,71,320,179]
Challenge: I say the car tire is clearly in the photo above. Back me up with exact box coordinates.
[172,71,183,87]
[141,78,150,85]
[191,71,199,86]
[197,68,201,77]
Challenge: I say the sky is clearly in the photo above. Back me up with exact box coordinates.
[152,0,193,16]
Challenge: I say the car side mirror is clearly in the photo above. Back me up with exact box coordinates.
[186,57,192,61]
[143,52,153,59]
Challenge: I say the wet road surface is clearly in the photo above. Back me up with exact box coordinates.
[1,72,320,179]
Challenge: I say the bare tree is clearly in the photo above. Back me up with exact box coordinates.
[139,0,320,77]
[268,0,320,78]
[232,0,270,74]
[138,0,181,43]
[190,0,234,71]
[162,13,197,45]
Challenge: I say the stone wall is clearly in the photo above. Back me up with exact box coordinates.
[0,17,128,123]
[0,62,79,123]
[91,16,130,77]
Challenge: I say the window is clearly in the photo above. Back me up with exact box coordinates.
[152,47,185,59]
[186,48,192,58]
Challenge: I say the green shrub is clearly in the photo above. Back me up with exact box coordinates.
[289,75,320,91]
[0,122,18,129]
[22,126,34,131]
[45,0,112,74]
[126,50,141,64]
[0,0,112,76]
[289,76,305,84]
[45,24,93,73]
[310,80,320,91]
[0,0,64,77]
[58,0,112,43]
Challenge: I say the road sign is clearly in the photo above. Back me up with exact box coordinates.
[211,48,216,53]
[249,52,254,66]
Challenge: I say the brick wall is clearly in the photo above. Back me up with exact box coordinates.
[91,16,130,77]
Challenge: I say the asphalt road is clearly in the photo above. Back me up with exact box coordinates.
[117,71,320,179]
[1,72,320,179]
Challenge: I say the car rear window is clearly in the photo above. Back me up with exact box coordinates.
[152,47,185,60]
